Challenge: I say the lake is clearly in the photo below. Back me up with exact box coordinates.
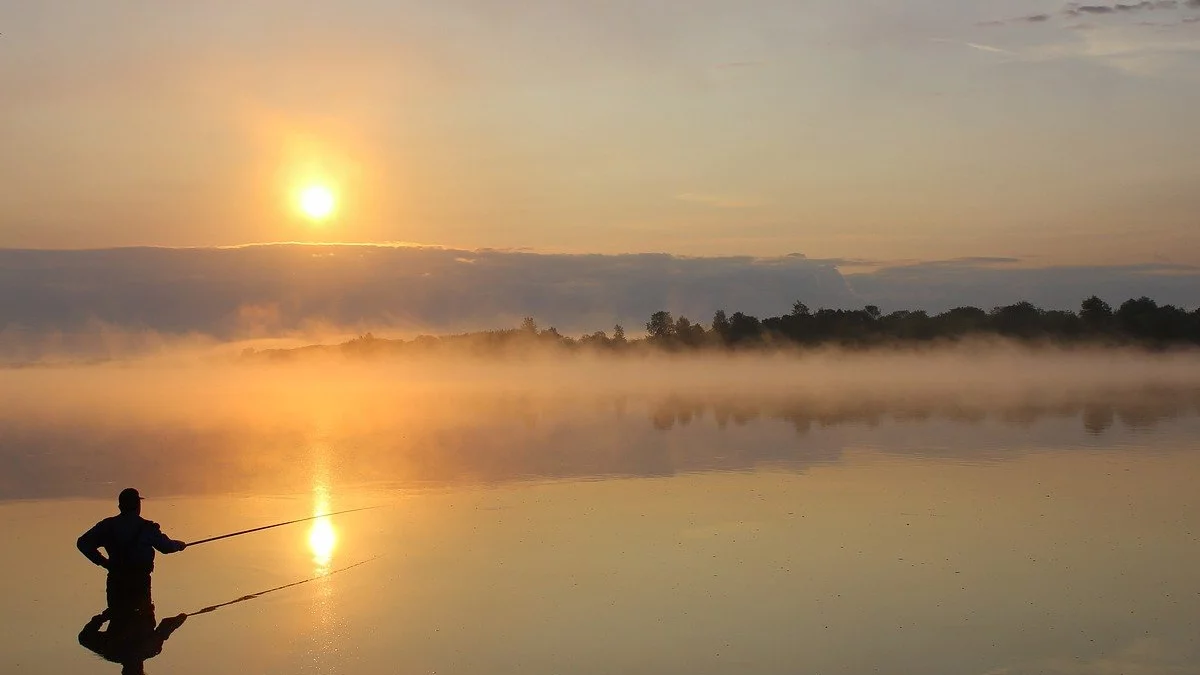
[2,353,1198,674]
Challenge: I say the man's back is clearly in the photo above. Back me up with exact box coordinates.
[77,489,186,576]
[78,513,174,573]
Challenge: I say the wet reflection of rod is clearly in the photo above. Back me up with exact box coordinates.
[185,506,380,547]
[186,556,381,617]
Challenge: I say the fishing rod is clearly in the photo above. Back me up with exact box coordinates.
[186,556,382,617]
[185,506,380,547]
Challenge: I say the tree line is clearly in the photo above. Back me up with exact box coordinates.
[633,296,1200,349]
[242,295,1200,361]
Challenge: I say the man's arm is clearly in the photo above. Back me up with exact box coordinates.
[147,522,187,554]
[76,521,110,569]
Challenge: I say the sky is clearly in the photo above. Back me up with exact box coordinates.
[3,1,1200,265]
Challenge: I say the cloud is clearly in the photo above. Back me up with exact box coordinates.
[2,246,1200,359]
[1024,23,1200,75]
[0,246,855,348]
[972,4,1200,76]
[930,38,1019,55]
[846,260,1200,313]
[1066,1,1188,14]
[979,13,1054,26]
[988,1,1198,25]
[898,256,1023,268]
[964,41,1018,54]
[1071,4,1118,14]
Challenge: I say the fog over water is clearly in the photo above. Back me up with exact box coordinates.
[4,346,1200,501]
[2,346,1198,675]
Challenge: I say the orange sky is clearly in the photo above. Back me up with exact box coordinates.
[2,1,1199,263]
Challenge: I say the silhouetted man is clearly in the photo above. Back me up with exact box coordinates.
[77,488,187,613]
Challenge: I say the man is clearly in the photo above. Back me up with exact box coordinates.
[77,488,187,612]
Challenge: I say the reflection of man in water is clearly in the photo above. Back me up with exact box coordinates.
[76,488,187,612]
[78,601,187,675]
[77,488,189,674]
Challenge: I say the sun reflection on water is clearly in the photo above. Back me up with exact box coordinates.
[308,516,337,570]
[308,481,337,572]
[307,438,340,665]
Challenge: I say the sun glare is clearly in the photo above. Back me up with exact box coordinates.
[298,185,336,221]
[308,517,337,568]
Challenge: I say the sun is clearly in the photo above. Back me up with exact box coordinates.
[298,185,336,221]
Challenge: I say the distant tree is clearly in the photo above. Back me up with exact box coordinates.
[646,311,674,342]
[1080,296,1114,332]
[711,310,731,341]
[727,312,762,344]
[1042,309,1083,338]
[883,310,933,340]
[259,292,1200,361]
[774,303,814,344]
[935,307,988,337]
[990,301,1043,338]
[674,316,706,347]
[580,330,609,348]
[1153,304,1192,342]
[1117,297,1159,339]
[343,332,382,355]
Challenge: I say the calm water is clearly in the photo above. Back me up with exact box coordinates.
[2,369,1199,674]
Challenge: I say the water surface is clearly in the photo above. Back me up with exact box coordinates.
[2,363,1198,674]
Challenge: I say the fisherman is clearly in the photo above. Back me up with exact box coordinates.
[77,488,187,613]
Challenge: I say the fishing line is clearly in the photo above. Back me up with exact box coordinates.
[185,506,381,547]
[185,556,382,617]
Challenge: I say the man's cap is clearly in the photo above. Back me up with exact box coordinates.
[118,488,144,506]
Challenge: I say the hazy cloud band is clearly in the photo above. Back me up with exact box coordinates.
[2,246,1198,347]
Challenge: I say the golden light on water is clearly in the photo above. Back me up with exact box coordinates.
[309,476,337,571]
[308,516,337,568]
